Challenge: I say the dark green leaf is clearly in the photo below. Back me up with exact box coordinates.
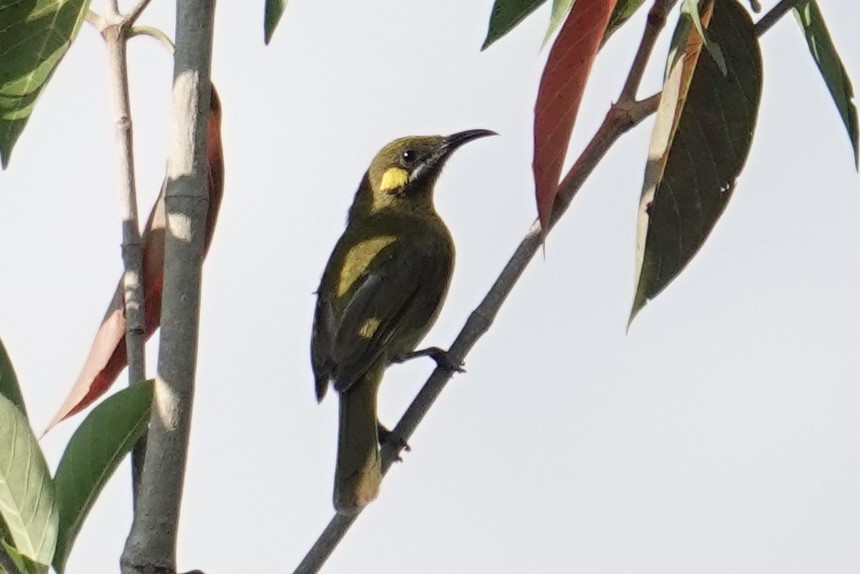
[52,381,153,573]
[0,396,57,570]
[264,0,287,45]
[602,0,647,45]
[631,0,762,322]
[0,338,25,419]
[482,0,548,50]
[793,0,858,168]
[0,0,92,168]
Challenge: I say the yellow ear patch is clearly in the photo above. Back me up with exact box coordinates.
[379,167,409,192]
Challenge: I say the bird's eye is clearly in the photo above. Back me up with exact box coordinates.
[400,150,417,167]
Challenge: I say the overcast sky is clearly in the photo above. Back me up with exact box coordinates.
[1,1,859,573]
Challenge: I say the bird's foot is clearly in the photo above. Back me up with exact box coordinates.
[393,346,465,373]
[377,422,410,462]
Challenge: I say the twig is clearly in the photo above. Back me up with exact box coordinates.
[292,2,677,572]
[119,0,217,572]
[0,544,22,574]
[754,0,804,36]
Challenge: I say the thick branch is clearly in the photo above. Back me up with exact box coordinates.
[120,1,216,573]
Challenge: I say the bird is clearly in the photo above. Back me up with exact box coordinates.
[44,86,224,433]
[311,129,495,514]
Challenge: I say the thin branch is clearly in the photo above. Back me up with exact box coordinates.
[619,0,677,101]
[754,0,804,36]
[101,19,148,498]
[0,544,22,574]
[120,0,216,572]
[293,2,677,571]
[126,0,153,25]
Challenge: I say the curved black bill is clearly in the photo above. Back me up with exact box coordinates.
[441,129,498,152]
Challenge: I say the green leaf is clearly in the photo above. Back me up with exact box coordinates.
[631,0,762,322]
[793,0,858,168]
[543,0,573,46]
[602,0,647,45]
[0,396,57,570]
[0,338,25,419]
[0,0,92,168]
[264,0,287,45]
[52,381,153,574]
[482,0,548,50]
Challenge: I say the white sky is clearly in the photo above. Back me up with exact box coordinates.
[1,1,859,573]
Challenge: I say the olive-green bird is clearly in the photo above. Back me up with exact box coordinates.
[312,130,495,514]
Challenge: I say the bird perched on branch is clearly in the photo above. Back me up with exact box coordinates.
[311,130,495,514]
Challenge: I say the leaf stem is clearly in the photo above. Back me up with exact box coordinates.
[129,25,176,52]
[754,0,804,36]
[0,545,22,574]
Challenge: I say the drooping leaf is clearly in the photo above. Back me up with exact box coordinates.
[793,0,858,168]
[52,381,153,574]
[0,396,58,570]
[532,0,618,236]
[264,0,287,45]
[0,0,92,168]
[602,0,647,45]
[543,0,574,46]
[43,86,224,434]
[482,0,547,50]
[631,0,762,321]
[0,337,25,419]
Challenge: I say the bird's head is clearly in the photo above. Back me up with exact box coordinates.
[354,130,496,215]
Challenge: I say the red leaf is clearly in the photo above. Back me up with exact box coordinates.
[533,0,617,236]
[43,86,225,434]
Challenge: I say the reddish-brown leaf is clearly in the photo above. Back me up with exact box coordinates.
[533,0,617,236]
[43,86,225,434]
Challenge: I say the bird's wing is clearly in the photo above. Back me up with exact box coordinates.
[329,239,451,393]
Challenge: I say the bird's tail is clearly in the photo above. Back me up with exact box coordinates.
[334,366,383,514]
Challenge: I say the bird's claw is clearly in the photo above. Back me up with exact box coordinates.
[377,422,411,462]
[393,346,466,374]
